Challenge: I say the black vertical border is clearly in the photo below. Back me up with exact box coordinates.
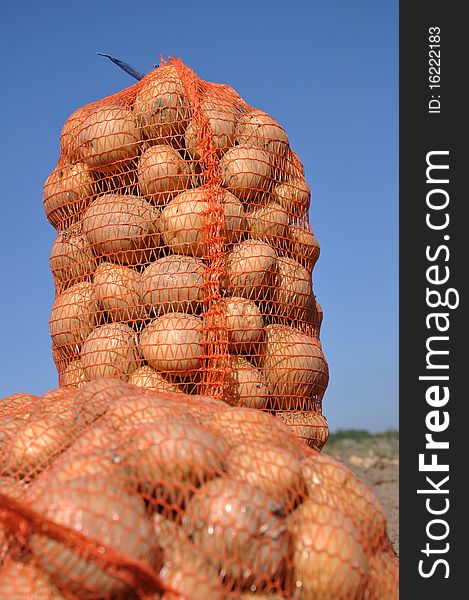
[400,2,464,597]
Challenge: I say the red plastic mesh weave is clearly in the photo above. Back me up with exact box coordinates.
[0,380,398,599]
[43,57,328,448]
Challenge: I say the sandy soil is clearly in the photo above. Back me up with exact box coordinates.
[324,436,399,556]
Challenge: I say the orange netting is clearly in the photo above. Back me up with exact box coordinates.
[43,57,328,448]
[0,380,398,598]
[0,56,399,599]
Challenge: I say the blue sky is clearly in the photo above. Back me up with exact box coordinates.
[0,0,398,431]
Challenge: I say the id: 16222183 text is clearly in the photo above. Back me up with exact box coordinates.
[428,27,441,114]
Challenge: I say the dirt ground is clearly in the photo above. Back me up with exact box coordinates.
[324,434,399,556]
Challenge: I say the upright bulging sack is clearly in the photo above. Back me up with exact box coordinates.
[43,58,329,445]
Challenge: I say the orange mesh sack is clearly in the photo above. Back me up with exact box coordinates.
[0,380,398,598]
[44,57,329,448]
